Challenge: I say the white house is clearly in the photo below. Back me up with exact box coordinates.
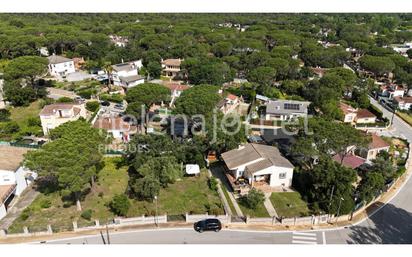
[161,58,182,78]
[265,99,311,121]
[39,103,87,135]
[93,116,137,142]
[47,55,76,77]
[112,60,144,89]
[217,93,242,115]
[393,96,412,111]
[0,146,37,220]
[221,143,294,190]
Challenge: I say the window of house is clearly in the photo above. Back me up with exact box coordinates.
[279,172,287,179]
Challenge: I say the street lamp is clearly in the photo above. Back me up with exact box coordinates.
[336,197,345,224]
[154,195,158,227]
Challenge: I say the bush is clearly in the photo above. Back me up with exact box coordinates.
[240,189,265,209]
[81,209,93,220]
[39,198,52,209]
[100,93,123,103]
[20,208,32,221]
[109,194,131,216]
[0,109,10,122]
[1,121,19,134]
[86,101,100,112]
[77,89,97,99]
[208,177,218,191]
[27,117,41,127]
[56,97,74,103]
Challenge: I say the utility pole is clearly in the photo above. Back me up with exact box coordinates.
[106,220,110,245]
[154,195,158,227]
[328,185,335,222]
[336,197,345,224]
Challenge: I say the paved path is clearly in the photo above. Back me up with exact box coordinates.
[263,193,278,218]
[0,187,39,230]
[210,164,244,217]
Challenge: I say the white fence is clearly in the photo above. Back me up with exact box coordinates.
[185,213,231,224]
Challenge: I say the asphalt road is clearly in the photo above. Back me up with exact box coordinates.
[43,98,412,244]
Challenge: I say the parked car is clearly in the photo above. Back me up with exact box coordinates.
[194,219,222,233]
[114,103,124,110]
[100,101,110,107]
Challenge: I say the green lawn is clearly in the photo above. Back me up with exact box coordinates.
[0,100,43,141]
[8,158,224,233]
[270,192,310,218]
[9,100,42,127]
[397,112,412,126]
[238,200,269,217]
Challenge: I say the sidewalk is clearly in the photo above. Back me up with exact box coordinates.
[263,193,278,218]
[0,186,39,230]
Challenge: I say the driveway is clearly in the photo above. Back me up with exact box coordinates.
[0,187,39,230]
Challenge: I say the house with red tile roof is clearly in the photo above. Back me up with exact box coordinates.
[333,153,366,169]
[339,102,377,125]
[39,103,87,135]
[355,109,377,124]
[217,93,243,115]
[393,96,412,111]
[356,133,390,162]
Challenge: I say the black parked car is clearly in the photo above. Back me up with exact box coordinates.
[194,219,222,233]
[100,101,110,107]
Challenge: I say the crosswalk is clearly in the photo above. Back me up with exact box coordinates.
[291,232,319,244]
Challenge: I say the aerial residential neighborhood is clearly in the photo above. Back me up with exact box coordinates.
[0,11,412,249]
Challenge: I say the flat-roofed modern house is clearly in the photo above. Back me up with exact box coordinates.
[39,103,87,135]
[265,99,310,121]
[47,55,76,77]
[0,146,37,220]
[221,143,294,194]
[112,60,144,89]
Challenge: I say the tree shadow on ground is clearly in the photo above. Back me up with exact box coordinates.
[347,203,412,244]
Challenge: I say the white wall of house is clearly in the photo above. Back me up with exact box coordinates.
[120,78,145,89]
[230,158,265,178]
[0,204,6,220]
[389,90,405,99]
[49,61,76,77]
[0,167,37,196]
[344,114,356,123]
[356,117,377,124]
[0,170,16,186]
[248,166,293,187]
[397,102,412,111]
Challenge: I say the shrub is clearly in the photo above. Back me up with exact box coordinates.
[27,117,41,127]
[109,194,131,216]
[20,208,32,221]
[81,209,93,220]
[77,89,97,99]
[39,198,52,209]
[208,177,218,191]
[100,93,123,103]
[240,189,265,209]
[86,101,100,112]
[56,97,74,103]
[0,109,10,122]
[1,121,19,134]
